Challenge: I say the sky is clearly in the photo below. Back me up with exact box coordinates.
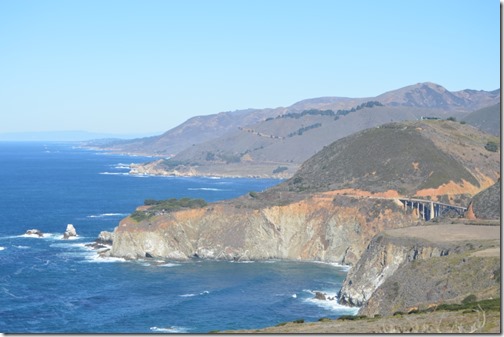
[0,0,500,135]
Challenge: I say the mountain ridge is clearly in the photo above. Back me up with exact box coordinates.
[84,83,500,164]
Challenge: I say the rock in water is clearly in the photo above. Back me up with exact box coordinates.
[25,229,44,237]
[314,291,327,300]
[97,231,114,244]
[63,224,77,239]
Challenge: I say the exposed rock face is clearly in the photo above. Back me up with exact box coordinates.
[25,229,43,237]
[360,253,500,317]
[338,224,500,315]
[63,224,77,239]
[338,233,455,307]
[110,193,419,262]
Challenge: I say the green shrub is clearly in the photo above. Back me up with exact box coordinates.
[318,317,332,322]
[273,166,288,174]
[485,141,499,152]
[249,191,259,198]
[462,294,477,304]
[130,197,207,222]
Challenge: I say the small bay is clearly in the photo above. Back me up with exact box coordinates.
[0,142,356,333]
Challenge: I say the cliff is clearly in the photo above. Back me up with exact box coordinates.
[338,223,500,316]
[110,193,419,264]
[110,120,500,264]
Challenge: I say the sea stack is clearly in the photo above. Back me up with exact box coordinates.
[25,229,44,237]
[63,224,77,239]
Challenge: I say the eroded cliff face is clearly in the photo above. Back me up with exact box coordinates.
[110,193,418,264]
[337,224,500,314]
[337,234,456,307]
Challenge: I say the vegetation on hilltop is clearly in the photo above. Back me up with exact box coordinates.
[131,198,207,222]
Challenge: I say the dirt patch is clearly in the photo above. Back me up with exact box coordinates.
[385,224,500,243]
[471,247,500,257]
[328,188,401,198]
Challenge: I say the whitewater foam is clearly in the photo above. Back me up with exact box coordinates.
[187,187,226,191]
[302,289,360,314]
[180,290,209,298]
[99,172,129,176]
[87,213,128,218]
[158,263,181,267]
[112,163,131,170]
[83,254,127,263]
[311,260,351,271]
[0,246,4,251]
[150,326,189,333]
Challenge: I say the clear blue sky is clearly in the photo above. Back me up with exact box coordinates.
[0,0,500,134]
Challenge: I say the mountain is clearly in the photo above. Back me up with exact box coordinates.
[375,82,500,111]
[462,103,501,136]
[84,108,286,156]
[85,83,500,166]
[132,84,499,178]
[269,119,500,205]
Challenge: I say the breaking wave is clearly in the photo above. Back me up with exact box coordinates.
[187,187,227,191]
[179,290,210,298]
[302,289,360,314]
[87,213,128,218]
[150,326,190,333]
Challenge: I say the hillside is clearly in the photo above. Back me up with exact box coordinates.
[466,180,501,220]
[83,107,285,156]
[462,103,501,136]
[268,120,499,205]
[101,117,501,332]
[85,83,499,165]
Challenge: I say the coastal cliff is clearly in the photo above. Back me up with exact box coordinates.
[338,223,500,316]
[110,193,418,264]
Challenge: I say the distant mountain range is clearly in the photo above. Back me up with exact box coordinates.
[84,82,500,177]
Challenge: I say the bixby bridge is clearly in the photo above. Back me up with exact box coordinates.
[399,198,467,221]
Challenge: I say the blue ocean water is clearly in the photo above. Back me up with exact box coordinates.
[0,142,357,333]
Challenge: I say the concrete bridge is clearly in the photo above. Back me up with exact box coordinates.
[399,198,467,221]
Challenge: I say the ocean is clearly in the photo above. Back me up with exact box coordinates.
[0,142,358,333]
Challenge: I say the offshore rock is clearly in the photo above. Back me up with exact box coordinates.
[110,192,418,263]
[25,229,44,237]
[97,231,114,244]
[63,224,77,239]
